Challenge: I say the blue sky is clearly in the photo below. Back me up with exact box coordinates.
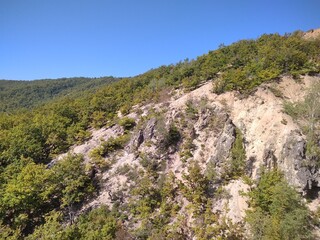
[1,0,319,80]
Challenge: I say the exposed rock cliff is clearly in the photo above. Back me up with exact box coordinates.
[57,74,320,237]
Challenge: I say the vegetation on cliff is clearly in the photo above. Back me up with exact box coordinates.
[1,30,320,239]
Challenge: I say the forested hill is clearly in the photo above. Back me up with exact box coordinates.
[0,76,119,112]
[1,29,320,239]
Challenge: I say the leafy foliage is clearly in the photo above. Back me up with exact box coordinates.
[118,117,136,131]
[72,206,118,240]
[164,124,181,148]
[212,32,320,93]
[25,211,72,240]
[181,161,211,215]
[26,206,122,240]
[0,154,94,236]
[246,169,313,240]
[223,128,246,180]
[0,160,52,234]
[50,154,94,211]
[89,134,130,169]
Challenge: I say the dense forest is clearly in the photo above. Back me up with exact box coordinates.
[1,30,320,239]
[0,76,118,112]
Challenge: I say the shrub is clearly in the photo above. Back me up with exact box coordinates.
[118,117,136,131]
[283,101,303,120]
[268,86,283,98]
[246,169,313,240]
[116,163,131,175]
[179,137,196,162]
[185,99,199,120]
[182,75,201,91]
[223,128,246,180]
[74,206,118,240]
[89,135,130,168]
[181,161,210,216]
[165,124,181,147]
[91,111,107,129]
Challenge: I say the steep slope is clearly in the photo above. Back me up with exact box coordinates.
[56,75,320,238]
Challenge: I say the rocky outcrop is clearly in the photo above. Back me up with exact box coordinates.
[262,148,277,170]
[280,130,308,189]
[210,118,236,170]
[144,118,156,140]
[57,75,320,233]
[128,129,144,151]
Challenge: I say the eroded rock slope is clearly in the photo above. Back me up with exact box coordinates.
[58,75,320,236]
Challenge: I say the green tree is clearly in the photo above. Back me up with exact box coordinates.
[224,128,246,180]
[181,161,210,216]
[51,154,94,223]
[130,175,162,219]
[246,169,312,240]
[0,221,20,240]
[25,211,73,240]
[0,123,48,165]
[0,161,53,234]
[164,124,181,148]
[73,206,118,240]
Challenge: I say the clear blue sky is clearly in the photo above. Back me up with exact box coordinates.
[1,0,319,80]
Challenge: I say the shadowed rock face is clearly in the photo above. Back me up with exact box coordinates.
[210,118,236,171]
[280,130,308,190]
[128,117,157,152]
[278,129,320,194]
[129,129,144,151]
[144,118,157,140]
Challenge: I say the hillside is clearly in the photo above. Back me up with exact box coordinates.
[0,76,118,112]
[67,75,320,239]
[1,29,320,239]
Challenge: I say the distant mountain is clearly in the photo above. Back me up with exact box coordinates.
[0,76,119,112]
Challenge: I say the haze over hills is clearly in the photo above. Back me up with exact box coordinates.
[1,29,320,239]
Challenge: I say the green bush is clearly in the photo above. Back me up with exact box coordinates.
[164,124,181,148]
[90,135,130,159]
[91,111,107,129]
[118,117,136,131]
[223,128,246,180]
[181,161,211,216]
[246,169,313,240]
[185,99,198,120]
[73,206,118,240]
[27,206,120,240]
[179,137,196,162]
